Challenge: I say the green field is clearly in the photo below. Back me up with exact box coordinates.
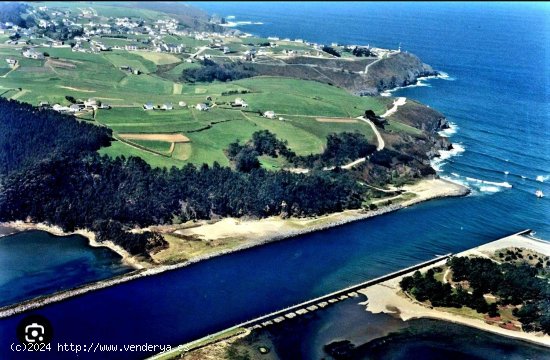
[131,139,173,154]
[1,36,416,169]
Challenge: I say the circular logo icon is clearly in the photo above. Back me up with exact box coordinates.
[16,314,53,345]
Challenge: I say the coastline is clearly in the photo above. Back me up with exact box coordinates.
[358,234,550,348]
[0,221,147,270]
[0,178,469,319]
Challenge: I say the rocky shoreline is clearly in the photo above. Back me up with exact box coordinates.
[0,179,469,319]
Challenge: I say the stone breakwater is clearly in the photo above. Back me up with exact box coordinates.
[0,181,470,319]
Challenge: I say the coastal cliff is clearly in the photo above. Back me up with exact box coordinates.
[220,52,439,97]
[358,52,438,95]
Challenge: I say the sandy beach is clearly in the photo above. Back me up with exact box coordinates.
[162,178,467,249]
[358,233,550,348]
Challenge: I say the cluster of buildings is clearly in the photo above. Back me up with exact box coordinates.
[42,98,110,114]
[22,48,45,60]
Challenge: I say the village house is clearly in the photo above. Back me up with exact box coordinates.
[143,102,154,111]
[84,98,97,109]
[69,104,84,112]
[5,58,17,67]
[195,103,209,111]
[161,103,173,111]
[263,111,276,119]
[22,49,45,60]
[52,104,70,113]
[232,98,248,108]
[178,101,187,107]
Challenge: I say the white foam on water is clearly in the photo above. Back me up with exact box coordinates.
[439,143,465,160]
[430,143,465,173]
[504,171,509,175]
[435,71,456,81]
[521,175,527,179]
[451,172,459,177]
[221,21,263,27]
[465,177,513,188]
[438,122,458,138]
[226,15,236,19]
[536,175,549,182]
[479,186,501,193]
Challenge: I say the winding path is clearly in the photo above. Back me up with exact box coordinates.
[282,97,409,173]
[357,116,385,151]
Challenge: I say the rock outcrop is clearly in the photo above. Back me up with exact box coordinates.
[358,52,438,95]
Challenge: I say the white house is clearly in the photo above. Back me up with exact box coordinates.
[52,104,69,112]
[263,111,276,119]
[143,102,154,111]
[5,58,17,67]
[195,103,209,111]
[234,98,248,108]
[84,98,97,108]
[161,103,173,111]
[178,101,187,107]
[22,49,45,60]
[69,104,83,112]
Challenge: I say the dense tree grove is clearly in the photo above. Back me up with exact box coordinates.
[0,3,33,28]
[400,256,550,334]
[181,59,257,82]
[290,132,377,168]
[351,46,373,57]
[227,130,376,171]
[0,99,365,257]
[0,99,111,175]
[322,46,341,57]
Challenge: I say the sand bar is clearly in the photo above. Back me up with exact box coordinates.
[359,233,550,348]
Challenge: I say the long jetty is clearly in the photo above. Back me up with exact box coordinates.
[150,229,535,360]
[149,252,454,360]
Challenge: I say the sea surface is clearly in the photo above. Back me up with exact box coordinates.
[0,2,548,359]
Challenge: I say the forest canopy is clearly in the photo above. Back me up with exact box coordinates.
[0,99,365,257]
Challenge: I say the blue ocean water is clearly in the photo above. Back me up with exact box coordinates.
[196,2,550,235]
[0,3,548,359]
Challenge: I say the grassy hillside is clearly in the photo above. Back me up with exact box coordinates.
[1,40,400,169]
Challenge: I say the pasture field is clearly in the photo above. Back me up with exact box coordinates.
[134,51,181,65]
[0,41,410,169]
[131,140,173,155]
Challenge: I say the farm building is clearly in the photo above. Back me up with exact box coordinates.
[143,102,154,111]
[5,58,17,67]
[178,101,187,107]
[263,111,276,119]
[84,98,97,109]
[22,49,45,60]
[195,103,209,111]
[69,104,83,112]
[232,98,248,108]
[161,103,173,110]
